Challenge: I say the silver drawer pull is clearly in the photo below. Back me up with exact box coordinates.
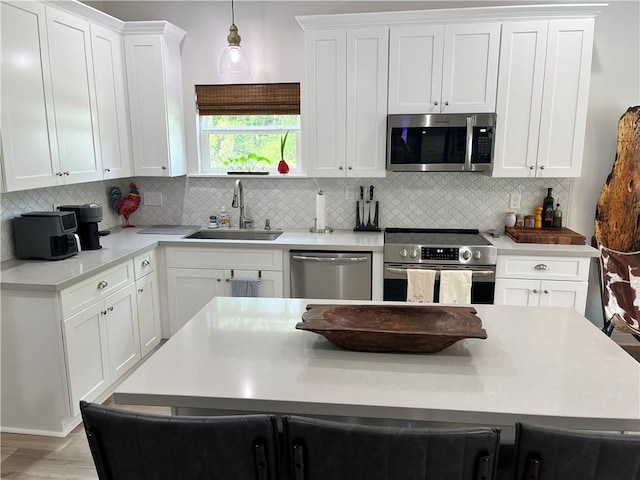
[101,310,107,315]
[543,289,549,294]
[533,289,539,293]
[141,259,150,267]
[292,255,368,263]
[97,281,108,289]
[534,264,549,270]
[138,288,144,293]
[107,306,114,312]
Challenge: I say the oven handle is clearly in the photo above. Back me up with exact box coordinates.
[384,266,495,278]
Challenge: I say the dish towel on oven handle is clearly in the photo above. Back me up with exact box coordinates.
[439,270,472,304]
[230,278,259,297]
[406,269,436,302]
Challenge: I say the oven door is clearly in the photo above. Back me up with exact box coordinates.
[383,264,495,304]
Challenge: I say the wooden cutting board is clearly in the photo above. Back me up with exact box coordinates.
[505,227,586,245]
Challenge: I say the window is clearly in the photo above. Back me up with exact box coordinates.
[196,83,301,175]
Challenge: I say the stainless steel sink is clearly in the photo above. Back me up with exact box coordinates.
[185,229,283,241]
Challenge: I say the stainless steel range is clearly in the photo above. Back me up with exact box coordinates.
[383,228,497,303]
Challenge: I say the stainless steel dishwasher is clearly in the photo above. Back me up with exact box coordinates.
[290,251,372,300]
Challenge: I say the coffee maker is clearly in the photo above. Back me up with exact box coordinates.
[58,204,103,250]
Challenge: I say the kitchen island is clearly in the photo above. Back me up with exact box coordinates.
[114,297,640,433]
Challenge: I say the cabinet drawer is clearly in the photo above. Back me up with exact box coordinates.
[166,247,283,270]
[496,255,590,282]
[134,249,156,279]
[61,261,134,318]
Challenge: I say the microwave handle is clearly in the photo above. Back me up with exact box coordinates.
[464,115,475,171]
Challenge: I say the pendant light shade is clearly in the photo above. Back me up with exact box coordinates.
[220,0,250,75]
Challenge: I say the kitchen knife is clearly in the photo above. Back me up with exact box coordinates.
[366,185,374,227]
[359,186,365,227]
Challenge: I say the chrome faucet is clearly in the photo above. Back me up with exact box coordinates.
[231,179,253,229]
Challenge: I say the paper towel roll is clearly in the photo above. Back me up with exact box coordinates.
[315,193,326,230]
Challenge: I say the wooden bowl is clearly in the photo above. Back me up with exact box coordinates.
[296,304,487,353]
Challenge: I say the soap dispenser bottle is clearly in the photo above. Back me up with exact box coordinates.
[219,206,230,228]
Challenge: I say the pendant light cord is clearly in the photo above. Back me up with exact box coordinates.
[231,0,235,25]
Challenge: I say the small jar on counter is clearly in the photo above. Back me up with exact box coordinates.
[515,214,525,228]
[504,211,516,228]
[524,215,535,228]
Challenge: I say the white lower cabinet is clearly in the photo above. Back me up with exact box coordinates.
[494,255,590,314]
[63,283,140,417]
[1,254,159,436]
[166,247,284,335]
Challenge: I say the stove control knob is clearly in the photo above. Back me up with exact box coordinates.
[461,250,472,260]
[409,248,418,258]
[399,248,408,258]
[473,251,482,260]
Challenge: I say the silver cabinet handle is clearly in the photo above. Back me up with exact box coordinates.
[101,310,107,315]
[56,172,63,176]
[138,288,144,293]
[348,166,352,170]
[533,289,539,293]
[444,101,449,106]
[104,168,111,172]
[292,255,368,263]
[338,166,343,170]
[141,259,150,267]
[543,289,549,294]
[434,101,439,106]
[534,264,549,270]
[540,165,545,170]
[97,281,108,289]
[64,171,70,175]
[161,166,167,170]
[107,306,114,312]
[529,166,535,170]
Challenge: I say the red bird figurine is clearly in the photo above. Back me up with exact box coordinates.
[116,183,141,228]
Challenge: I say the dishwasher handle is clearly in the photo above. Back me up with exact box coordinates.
[292,255,369,263]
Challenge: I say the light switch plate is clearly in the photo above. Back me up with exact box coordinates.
[345,185,355,200]
[144,192,162,206]
[509,193,521,210]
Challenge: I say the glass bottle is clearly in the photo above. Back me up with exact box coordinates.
[553,203,563,228]
[542,188,554,228]
[219,206,230,228]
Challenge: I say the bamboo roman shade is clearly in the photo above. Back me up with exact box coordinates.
[195,83,300,115]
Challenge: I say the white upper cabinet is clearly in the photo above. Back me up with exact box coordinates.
[90,23,132,180]
[303,27,388,178]
[1,1,59,192]
[493,19,595,178]
[46,7,103,184]
[123,23,187,177]
[388,23,500,114]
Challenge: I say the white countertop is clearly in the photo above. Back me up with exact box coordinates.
[1,226,598,291]
[0,227,383,291]
[114,297,640,432]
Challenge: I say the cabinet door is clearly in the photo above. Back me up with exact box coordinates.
[537,19,594,177]
[303,30,347,177]
[46,7,102,183]
[538,280,588,315]
[124,33,186,177]
[166,268,226,334]
[493,21,548,178]
[346,27,388,178]
[136,271,161,357]
[90,23,132,180]
[223,270,284,298]
[1,1,59,191]
[388,25,444,115]
[104,284,140,383]
[494,278,540,307]
[63,302,109,417]
[441,23,500,113]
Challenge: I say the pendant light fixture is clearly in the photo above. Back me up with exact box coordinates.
[220,0,250,75]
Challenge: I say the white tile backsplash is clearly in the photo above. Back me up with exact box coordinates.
[1,174,571,261]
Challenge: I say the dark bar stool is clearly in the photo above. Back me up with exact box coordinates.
[282,415,500,480]
[513,422,640,480]
[80,401,279,480]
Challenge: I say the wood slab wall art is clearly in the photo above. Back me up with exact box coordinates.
[595,105,640,252]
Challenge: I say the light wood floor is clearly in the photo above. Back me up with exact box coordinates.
[3,345,640,479]
[0,399,170,479]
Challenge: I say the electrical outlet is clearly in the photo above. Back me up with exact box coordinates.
[509,193,521,210]
[345,185,355,200]
[144,192,162,206]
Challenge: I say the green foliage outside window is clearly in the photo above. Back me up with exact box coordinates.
[204,115,300,172]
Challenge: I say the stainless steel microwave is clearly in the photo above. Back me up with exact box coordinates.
[386,113,496,172]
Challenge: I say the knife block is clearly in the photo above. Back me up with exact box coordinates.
[354,200,381,232]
